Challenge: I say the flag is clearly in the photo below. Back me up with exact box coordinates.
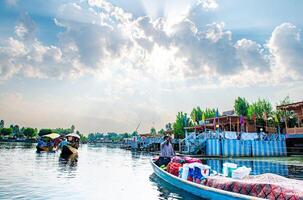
[216,108,219,118]
[240,115,244,125]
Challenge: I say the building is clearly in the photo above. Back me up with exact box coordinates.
[276,101,303,155]
[185,110,261,134]
[276,101,303,134]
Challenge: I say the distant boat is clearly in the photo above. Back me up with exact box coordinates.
[36,133,61,152]
[60,133,80,157]
[150,158,263,200]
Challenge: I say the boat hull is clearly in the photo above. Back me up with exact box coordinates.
[151,159,263,200]
[36,145,58,152]
[61,145,78,157]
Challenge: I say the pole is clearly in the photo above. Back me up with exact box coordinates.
[229,117,231,131]
[254,119,257,132]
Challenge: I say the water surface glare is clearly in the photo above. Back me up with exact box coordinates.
[0,142,302,200]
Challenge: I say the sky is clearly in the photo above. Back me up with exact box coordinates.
[0,0,302,134]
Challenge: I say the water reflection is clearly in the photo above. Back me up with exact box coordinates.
[0,142,302,200]
[205,158,303,179]
[149,174,204,200]
[0,141,35,149]
[58,154,78,178]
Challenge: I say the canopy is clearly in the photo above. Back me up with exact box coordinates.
[66,133,80,139]
[42,133,60,140]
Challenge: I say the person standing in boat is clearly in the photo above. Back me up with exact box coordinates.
[156,135,175,166]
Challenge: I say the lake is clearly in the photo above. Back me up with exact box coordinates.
[0,142,302,200]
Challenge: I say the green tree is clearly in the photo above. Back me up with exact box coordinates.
[71,125,75,133]
[247,99,273,119]
[38,129,52,136]
[234,97,249,116]
[279,96,293,105]
[77,132,87,143]
[13,125,20,136]
[122,132,130,139]
[0,120,4,128]
[276,105,297,128]
[150,127,157,135]
[88,133,96,142]
[165,123,172,131]
[158,128,165,135]
[23,128,37,138]
[173,112,192,139]
[190,106,203,124]
[204,108,216,118]
[131,131,138,137]
[0,128,13,136]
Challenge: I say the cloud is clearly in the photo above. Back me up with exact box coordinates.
[0,37,26,79]
[235,39,269,70]
[0,0,302,88]
[15,12,37,40]
[5,0,18,6]
[201,0,218,10]
[268,23,303,79]
[171,21,241,76]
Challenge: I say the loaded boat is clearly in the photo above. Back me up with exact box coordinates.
[36,133,61,152]
[60,133,80,157]
[151,156,303,200]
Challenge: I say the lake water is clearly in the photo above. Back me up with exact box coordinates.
[0,142,302,200]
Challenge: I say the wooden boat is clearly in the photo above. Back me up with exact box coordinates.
[61,145,78,157]
[36,145,58,152]
[60,133,80,157]
[36,133,60,152]
[151,159,264,200]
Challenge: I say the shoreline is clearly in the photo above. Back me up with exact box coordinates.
[0,139,36,143]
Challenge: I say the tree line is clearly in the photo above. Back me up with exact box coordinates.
[87,132,138,143]
[155,96,297,139]
[0,121,87,142]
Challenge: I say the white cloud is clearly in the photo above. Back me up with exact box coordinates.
[268,23,303,79]
[235,39,269,70]
[0,0,302,88]
[201,0,218,10]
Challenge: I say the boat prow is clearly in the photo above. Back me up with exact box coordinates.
[150,158,264,200]
[61,145,78,157]
[36,146,58,152]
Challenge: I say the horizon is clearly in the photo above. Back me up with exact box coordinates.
[0,0,303,134]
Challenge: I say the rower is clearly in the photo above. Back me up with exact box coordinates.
[155,135,175,166]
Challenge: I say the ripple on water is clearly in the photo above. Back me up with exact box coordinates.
[0,142,302,200]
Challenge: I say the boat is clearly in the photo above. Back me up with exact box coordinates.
[60,133,80,157]
[36,133,61,152]
[150,159,264,200]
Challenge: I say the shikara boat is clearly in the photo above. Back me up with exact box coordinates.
[36,133,61,152]
[61,145,78,156]
[151,159,264,200]
[60,133,80,157]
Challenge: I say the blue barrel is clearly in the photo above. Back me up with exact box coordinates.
[206,139,221,156]
[221,140,252,157]
[242,140,252,156]
[252,160,288,176]
[221,140,229,157]
[279,140,287,156]
[207,159,222,173]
